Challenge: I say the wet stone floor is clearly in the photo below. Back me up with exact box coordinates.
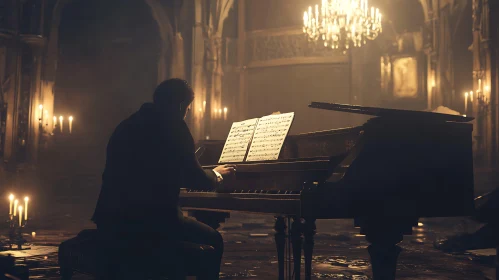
[1,215,497,279]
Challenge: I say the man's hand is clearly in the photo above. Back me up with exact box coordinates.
[213,164,236,177]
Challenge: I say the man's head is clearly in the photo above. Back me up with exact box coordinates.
[153,78,194,119]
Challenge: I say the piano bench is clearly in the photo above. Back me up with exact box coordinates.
[58,229,215,280]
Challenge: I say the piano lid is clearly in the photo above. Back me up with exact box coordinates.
[309,102,474,123]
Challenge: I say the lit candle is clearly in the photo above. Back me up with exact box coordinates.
[371,7,374,18]
[24,196,29,221]
[464,92,468,113]
[38,104,44,122]
[203,101,206,112]
[223,107,228,120]
[13,199,18,216]
[478,79,482,91]
[218,109,222,118]
[69,116,73,134]
[31,232,36,238]
[53,116,57,130]
[470,91,474,102]
[18,206,23,226]
[9,194,14,215]
[59,116,63,132]
[485,85,490,92]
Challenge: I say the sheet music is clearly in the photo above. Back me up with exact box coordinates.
[246,112,294,162]
[218,118,259,163]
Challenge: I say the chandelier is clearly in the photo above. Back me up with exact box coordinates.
[303,0,383,50]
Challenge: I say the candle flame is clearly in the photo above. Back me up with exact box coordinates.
[485,85,490,92]
[59,116,63,121]
[24,196,29,202]
[18,205,22,212]
[38,104,43,110]
[465,92,468,97]
[9,194,14,201]
[223,107,228,113]
[69,116,73,121]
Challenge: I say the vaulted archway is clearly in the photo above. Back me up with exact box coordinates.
[38,0,179,225]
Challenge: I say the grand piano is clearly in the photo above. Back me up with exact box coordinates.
[179,103,475,280]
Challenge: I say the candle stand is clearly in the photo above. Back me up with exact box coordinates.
[6,215,27,250]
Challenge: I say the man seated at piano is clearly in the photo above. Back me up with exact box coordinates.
[92,78,236,279]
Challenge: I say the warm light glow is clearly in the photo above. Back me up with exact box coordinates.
[38,104,43,110]
[59,116,64,132]
[465,92,468,98]
[69,116,73,134]
[463,114,467,117]
[32,232,36,238]
[18,206,23,226]
[485,85,490,92]
[303,0,383,50]
[418,222,424,227]
[470,91,474,102]
[14,199,18,216]
[24,196,29,220]
[223,107,228,113]
[8,194,14,215]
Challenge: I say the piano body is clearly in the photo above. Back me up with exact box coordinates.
[180,103,475,280]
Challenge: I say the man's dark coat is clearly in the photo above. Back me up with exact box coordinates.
[92,103,216,229]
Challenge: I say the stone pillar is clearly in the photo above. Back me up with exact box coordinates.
[237,0,247,121]
[190,0,207,141]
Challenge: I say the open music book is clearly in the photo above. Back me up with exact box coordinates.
[218,112,295,163]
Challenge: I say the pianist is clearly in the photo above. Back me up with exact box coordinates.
[92,78,235,279]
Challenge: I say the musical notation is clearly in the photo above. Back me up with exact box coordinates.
[246,112,294,162]
[218,118,259,163]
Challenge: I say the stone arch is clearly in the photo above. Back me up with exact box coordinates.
[43,0,175,84]
[418,0,431,23]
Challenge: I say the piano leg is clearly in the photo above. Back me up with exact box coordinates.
[358,217,414,280]
[274,216,286,280]
[291,218,303,280]
[366,234,402,280]
[496,245,498,280]
[303,218,316,280]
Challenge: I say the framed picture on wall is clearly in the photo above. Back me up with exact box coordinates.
[379,53,426,110]
[392,56,419,98]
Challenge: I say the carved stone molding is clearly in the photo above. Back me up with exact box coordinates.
[246,27,348,68]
